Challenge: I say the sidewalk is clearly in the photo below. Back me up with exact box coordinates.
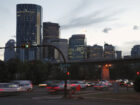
[72,89,140,105]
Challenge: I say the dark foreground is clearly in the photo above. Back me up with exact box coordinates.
[0,86,139,105]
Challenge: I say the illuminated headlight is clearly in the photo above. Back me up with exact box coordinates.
[39,84,47,87]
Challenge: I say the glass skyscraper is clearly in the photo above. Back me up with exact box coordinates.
[68,34,87,61]
[16,4,42,61]
[43,22,60,60]
[131,45,140,58]
[104,43,115,59]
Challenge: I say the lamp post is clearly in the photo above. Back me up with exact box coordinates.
[1,44,68,97]
[41,44,68,98]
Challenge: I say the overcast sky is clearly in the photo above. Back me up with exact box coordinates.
[1,0,140,60]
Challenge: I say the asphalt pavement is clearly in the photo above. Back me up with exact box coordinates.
[0,86,135,105]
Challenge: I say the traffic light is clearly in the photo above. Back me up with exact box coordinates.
[21,43,30,48]
[25,44,29,48]
[137,71,140,76]
[66,72,70,76]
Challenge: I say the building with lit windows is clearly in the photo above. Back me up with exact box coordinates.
[87,45,103,60]
[104,43,115,59]
[68,34,87,61]
[131,45,140,58]
[4,39,16,61]
[43,22,60,60]
[16,4,42,61]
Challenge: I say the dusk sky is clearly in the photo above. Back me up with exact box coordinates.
[1,0,140,60]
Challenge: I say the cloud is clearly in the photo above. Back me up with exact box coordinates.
[61,10,118,29]
[103,28,112,33]
[65,0,95,16]
[124,40,140,45]
[61,0,121,30]
[133,25,139,30]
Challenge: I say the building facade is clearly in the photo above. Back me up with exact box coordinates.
[16,4,42,61]
[68,34,87,61]
[104,43,115,59]
[4,39,16,61]
[87,45,103,60]
[43,22,60,60]
[116,51,122,59]
[131,45,140,58]
[45,39,68,62]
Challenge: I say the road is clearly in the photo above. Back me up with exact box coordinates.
[0,86,134,105]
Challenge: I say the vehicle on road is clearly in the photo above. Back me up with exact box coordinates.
[11,80,33,92]
[46,80,76,94]
[93,83,109,90]
[39,80,58,87]
[86,82,96,87]
[0,83,21,95]
[71,81,87,89]
[38,81,48,87]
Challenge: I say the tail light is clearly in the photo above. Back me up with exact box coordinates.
[71,84,76,87]
[0,89,4,91]
[31,84,33,88]
[53,87,60,90]
[46,87,52,89]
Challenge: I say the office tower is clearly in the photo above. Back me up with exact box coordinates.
[16,4,42,61]
[4,39,16,61]
[87,45,103,60]
[68,34,87,61]
[131,45,140,58]
[45,39,68,62]
[104,43,115,59]
[116,51,122,59]
[43,22,60,60]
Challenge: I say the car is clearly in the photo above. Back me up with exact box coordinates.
[99,80,112,87]
[71,81,87,89]
[46,81,74,94]
[39,80,56,87]
[86,82,95,87]
[93,83,109,90]
[11,80,33,92]
[126,81,134,87]
[39,81,48,87]
[0,83,22,95]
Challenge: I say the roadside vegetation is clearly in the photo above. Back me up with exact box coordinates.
[0,59,139,84]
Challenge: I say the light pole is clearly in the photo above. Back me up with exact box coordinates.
[40,44,68,98]
[1,44,68,97]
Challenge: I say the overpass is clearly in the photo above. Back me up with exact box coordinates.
[66,58,140,65]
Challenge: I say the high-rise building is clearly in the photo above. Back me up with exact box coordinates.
[104,43,115,59]
[116,51,122,59]
[46,39,68,62]
[4,39,16,61]
[43,22,60,60]
[16,4,42,61]
[87,45,103,60]
[68,34,87,61]
[131,45,140,58]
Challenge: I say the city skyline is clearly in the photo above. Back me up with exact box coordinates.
[1,0,140,60]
